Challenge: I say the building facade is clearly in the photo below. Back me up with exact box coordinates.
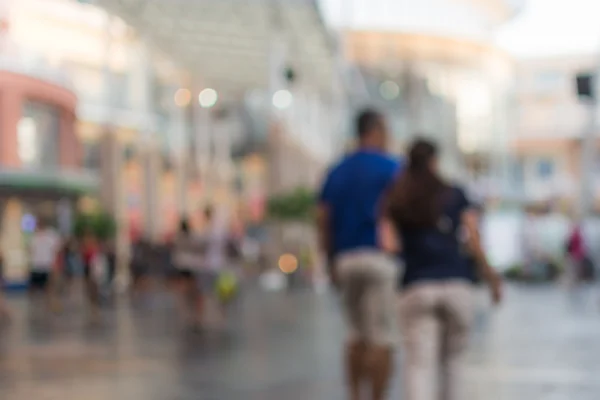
[1,0,341,278]
[321,0,521,187]
[512,55,597,205]
[0,0,96,285]
[3,0,191,249]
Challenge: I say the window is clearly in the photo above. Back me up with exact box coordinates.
[534,71,563,93]
[18,101,60,169]
[69,63,103,104]
[511,159,525,186]
[152,80,170,115]
[110,71,130,109]
[536,158,555,179]
[17,118,38,166]
[82,140,101,171]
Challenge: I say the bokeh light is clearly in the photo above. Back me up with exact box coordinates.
[278,253,298,274]
[272,89,293,110]
[174,88,191,107]
[379,80,400,100]
[199,88,218,108]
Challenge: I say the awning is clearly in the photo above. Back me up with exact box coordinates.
[90,0,336,93]
[0,169,99,197]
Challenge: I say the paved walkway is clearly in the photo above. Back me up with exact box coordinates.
[0,284,599,399]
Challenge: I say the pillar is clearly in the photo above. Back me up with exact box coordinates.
[1,199,27,286]
[266,22,288,196]
[0,88,21,167]
[98,12,128,275]
[133,39,160,240]
[213,111,234,206]
[142,143,161,240]
[193,94,212,203]
[59,109,78,169]
[99,132,122,217]
[169,84,190,216]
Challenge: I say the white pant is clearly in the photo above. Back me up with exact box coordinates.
[398,281,474,400]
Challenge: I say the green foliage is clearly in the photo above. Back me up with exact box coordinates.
[504,264,523,280]
[503,260,564,282]
[546,259,563,280]
[73,211,116,240]
[266,187,316,222]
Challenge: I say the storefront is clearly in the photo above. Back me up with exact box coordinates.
[0,171,97,288]
[0,68,89,288]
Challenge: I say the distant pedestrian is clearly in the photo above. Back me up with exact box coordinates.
[28,218,62,314]
[59,237,79,297]
[0,250,11,323]
[129,237,150,299]
[566,221,585,277]
[173,218,204,327]
[101,239,117,303]
[564,219,589,306]
[81,231,102,320]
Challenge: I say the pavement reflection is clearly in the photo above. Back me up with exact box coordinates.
[0,285,599,399]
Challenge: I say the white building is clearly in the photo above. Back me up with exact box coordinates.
[512,55,598,206]
[320,0,523,187]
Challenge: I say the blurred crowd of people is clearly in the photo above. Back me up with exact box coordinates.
[0,204,245,328]
[0,107,598,400]
[0,218,116,323]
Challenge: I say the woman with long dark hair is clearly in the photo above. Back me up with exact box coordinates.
[380,138,502,400]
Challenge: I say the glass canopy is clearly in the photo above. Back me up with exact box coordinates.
[91,0,336,93]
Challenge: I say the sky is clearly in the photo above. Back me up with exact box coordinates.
[496,0,600,57]
[319,0,600,58]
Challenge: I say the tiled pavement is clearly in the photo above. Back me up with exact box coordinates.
[1,284,599,399]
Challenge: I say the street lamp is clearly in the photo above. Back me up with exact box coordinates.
[379,80,400,100]
[174,88,191,107]
[272,89,293,109]
[199,88,218,108]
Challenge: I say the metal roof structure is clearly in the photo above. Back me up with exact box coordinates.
[90,0,337,94]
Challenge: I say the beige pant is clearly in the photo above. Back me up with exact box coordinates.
[398,281,474,400]
[337,250,399,347]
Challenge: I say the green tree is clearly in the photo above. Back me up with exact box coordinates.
[73,211,116,240]
[266,187,315,222]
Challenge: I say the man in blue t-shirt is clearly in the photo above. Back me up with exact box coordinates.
[317,109,401,400]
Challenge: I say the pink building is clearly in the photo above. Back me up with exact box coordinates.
[0,64,92,286]
[0,69,79,169]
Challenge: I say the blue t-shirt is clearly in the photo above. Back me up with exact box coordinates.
[319,150,401,256]
[399,186,474,287]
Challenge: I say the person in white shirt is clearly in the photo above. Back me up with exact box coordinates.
[204,206,230,272]
[173,206,233,329]
[200,205,236,328]
[28,219,61,306]
[173,218,202,326]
